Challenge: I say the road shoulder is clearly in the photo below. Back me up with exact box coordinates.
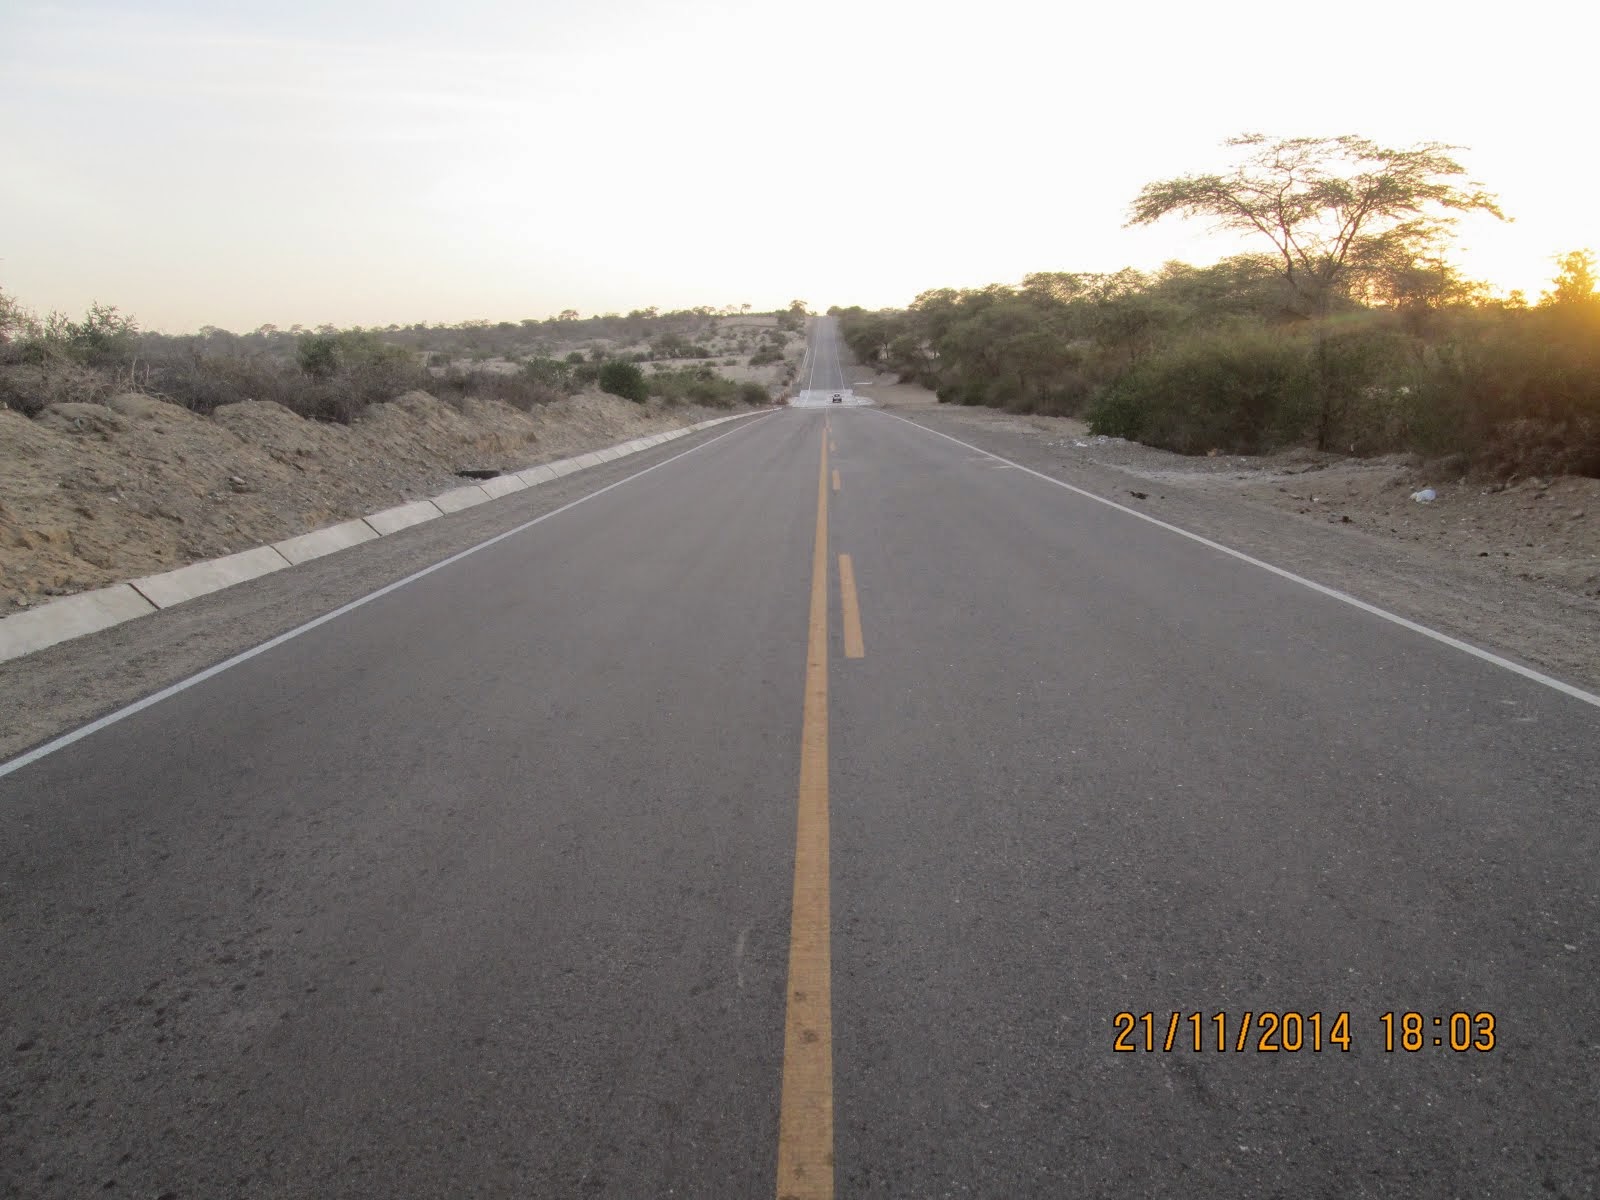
[872,388,1600,693]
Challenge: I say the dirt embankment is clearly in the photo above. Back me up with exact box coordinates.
[1,389,733,610]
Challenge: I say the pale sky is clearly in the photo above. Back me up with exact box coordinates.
[2,0,1594,332]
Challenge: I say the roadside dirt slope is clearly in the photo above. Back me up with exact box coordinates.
[1,389,731,610]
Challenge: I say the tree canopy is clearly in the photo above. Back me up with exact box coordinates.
[1128,134,1504,315]
[1542,249,1599,308]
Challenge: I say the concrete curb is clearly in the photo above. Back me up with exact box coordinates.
[363,500,442,536]
[0,410,770,664]
[273,519,380,566]
[132,546,293,609]
[515,464,558,486]
[431,484,493,514]
[479,474,528,499]
[0,584,157,662]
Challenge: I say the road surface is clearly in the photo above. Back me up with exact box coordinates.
[3,318,1597,1198]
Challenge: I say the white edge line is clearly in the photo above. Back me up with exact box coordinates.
[0,416,771,780]
[875,409,1600,710]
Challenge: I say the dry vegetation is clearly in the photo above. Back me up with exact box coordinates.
[0,296,809,609]
[0,300,808,422]
[838,136,1600,482]
[839,261,1600,481]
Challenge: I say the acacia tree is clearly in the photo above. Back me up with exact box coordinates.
[1129,134,1504,447]
[1128,134,1503,318]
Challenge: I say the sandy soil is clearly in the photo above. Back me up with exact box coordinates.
[0,389,735,610]
[861,374,1600,688]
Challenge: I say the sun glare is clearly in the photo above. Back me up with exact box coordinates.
[1454,215,1596,302]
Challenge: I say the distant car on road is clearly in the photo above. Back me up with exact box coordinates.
[831,392,843,403]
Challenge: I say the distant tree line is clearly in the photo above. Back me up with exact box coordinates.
[835,136,1598,477]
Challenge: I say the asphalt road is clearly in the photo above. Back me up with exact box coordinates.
[3,319,1598,1198]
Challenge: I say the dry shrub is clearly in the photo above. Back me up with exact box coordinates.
[0,361,114,416]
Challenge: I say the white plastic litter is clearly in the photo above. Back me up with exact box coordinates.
[1410,487,1437,503]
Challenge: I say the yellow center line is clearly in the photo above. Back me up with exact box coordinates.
[831,469,840,493]
[838,555,864,660]
[830,441,837,453]
[776,435,834,1199]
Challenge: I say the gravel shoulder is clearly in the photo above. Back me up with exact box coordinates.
[862,376,1600,694]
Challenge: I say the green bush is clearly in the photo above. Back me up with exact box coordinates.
[935,381,990,406]
[1083,385,1146,440]
[65,303,139,366]
[521,355,576,392]
[297,334,341,378]
[1089,331,1308,454]
[1412,307,1600,475]
[598,359,649,403]
[296,329,413,377]
[647,364,741,408]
